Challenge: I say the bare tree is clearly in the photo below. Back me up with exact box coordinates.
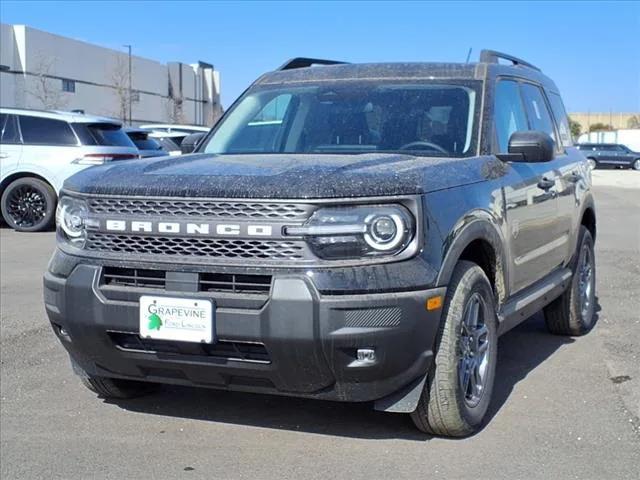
[167,82,184,124]
[111,55,131,123]
[27,53,68,110]
[627,115,640,129]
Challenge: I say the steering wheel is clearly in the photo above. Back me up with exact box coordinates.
[398,140,448,154]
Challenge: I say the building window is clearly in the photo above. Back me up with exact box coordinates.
[62,79,75,93]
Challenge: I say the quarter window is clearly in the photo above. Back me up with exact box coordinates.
[547,92,573,147]
[18,116,78,146]
[494,80,528,153]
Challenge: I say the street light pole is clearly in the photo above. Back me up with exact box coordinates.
[124,44,132,125]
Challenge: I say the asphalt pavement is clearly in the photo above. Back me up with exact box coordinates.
[1,171,639,479]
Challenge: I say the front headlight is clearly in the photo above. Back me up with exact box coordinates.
[56,196,89,247]
[286,205,415,260]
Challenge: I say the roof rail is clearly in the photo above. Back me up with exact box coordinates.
[277,57,348,71]
[479,50,541,72]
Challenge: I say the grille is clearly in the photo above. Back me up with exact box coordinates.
[102,267,272,293]
[87,233,306,260]
[109,332,270,363]
[87,198,310,221]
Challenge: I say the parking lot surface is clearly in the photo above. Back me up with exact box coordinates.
[1,171,639,479]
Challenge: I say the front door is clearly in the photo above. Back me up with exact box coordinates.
[493,79,564,294]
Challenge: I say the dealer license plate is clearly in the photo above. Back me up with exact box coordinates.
[139,295,214,343]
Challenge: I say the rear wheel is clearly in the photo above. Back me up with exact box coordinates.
[1,177,56,232]
[544,226,596,336]
[411,261,498,437]
[72,359,158,399]
[586,158,597,170]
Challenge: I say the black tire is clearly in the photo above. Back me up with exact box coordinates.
[0,177,57,232]
[71,359,158,399]
[586,158,598,170]
[411,261,498,437]
[544,226,596,336]
[632,159,640,171]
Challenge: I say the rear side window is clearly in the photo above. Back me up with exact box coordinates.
[494,80,528,153]
[1,114,21,144]
[520,83,557,144]
[72,123,135,147]
[19,116,78,146]
[547,92,573,147]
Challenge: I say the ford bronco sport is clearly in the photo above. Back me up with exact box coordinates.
[45,50,597,436]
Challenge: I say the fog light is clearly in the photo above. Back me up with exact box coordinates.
[357,348,376,363]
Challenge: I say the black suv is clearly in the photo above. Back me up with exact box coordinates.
[45,51,597,436]
[576,143,640,170]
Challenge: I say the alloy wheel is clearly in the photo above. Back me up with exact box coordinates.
[5,185,48,228]
[578,244,595,324]
[458,293,491,408]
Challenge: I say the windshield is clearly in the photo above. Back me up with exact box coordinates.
[203,81,480,157]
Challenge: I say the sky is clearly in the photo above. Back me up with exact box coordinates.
[1,1,639,112]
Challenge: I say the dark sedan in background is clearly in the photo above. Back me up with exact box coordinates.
[577,143,640,170]
[124,128,168,158]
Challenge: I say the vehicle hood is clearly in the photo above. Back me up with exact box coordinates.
[63,153,501,198]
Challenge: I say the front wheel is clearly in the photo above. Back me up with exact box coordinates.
[411,261,498,437]
[633,159,640,171]
[0,177,57,232]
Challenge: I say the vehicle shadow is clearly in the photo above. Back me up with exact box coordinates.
[108,299,601,441]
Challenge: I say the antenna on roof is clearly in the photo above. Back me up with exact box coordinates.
[465,48,473,64]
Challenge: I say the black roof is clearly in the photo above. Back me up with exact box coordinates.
[257,50,559,94]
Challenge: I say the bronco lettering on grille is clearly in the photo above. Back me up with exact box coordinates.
[102,220,275,237]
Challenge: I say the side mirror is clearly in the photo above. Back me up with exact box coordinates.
[180,132,207,154]
[506,131,555,162]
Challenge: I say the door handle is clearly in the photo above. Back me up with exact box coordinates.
[537,177,555,190]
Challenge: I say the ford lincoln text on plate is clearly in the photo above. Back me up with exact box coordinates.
[44,51,597,437]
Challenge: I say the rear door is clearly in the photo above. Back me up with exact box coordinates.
[0,114,23,179]
[494,79,561,293]
[18,114,82,192]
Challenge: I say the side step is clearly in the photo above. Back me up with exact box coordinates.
[498,268,572,335]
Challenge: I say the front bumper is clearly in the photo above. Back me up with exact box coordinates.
[44,257,444,404]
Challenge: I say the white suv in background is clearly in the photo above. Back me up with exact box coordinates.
[0,108,139,232]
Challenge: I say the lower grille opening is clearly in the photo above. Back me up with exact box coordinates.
[200,272,272,293]
[109,332,271,363]
[103,267,165,288]
[102,267,272,294]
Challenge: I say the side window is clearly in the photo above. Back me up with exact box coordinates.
[547,92,573,147]
[228,94,293,153]
[1,114,21,144]
[18,116,78,146]
[520,83,557,144]
[494,80,528,153]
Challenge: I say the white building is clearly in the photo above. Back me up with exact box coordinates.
[0,23,223,126]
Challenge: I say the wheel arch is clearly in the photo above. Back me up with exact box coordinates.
[436,217,508,306]
[581,205,596,242]
[0,172,57,199]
